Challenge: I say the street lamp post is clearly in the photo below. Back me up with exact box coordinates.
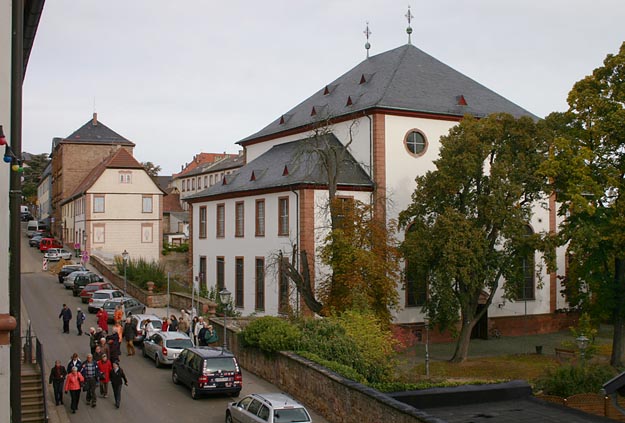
[424,317,430,378]
[576,334,590,367]
[219,288,231,353]
[122,250,129,296]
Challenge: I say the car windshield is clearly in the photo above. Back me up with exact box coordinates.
[151,320,162,329]
[92,292,112,299]
[85,286,100,292]
[165,339,193,349]
[103,301,120,308]
[203,358,237,373]
[274,408,311,423]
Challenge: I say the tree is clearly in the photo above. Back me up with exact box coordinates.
[21,153,49,204]
[399,113,551,362]
[141,161,161,178]
[543,42,625,366]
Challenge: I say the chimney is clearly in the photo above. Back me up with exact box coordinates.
[92,112,98,126]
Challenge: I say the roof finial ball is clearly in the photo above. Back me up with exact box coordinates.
[405,5,414,45]
[364,21,372,59]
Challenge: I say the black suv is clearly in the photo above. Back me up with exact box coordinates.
[172,347,242,399]
[71,272,104,296]
[57,264,87,283]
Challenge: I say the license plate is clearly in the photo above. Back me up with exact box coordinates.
[214,377,230,382]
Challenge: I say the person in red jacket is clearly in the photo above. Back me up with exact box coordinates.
[64,366,84,414]
[97,354,113,398]
[96,308,109,333]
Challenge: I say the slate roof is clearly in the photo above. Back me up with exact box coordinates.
[62,147,144,204]
[62,114,135,146]
[182,154,245,178]
[173,152,239,177]
[240,44,537,144]
[187,134,373,201]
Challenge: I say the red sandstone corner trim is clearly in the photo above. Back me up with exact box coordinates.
[0,314,17,345]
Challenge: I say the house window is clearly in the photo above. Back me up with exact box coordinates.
[516,225,536,301]
[216,257,225,291]
[203,176,207,188]
[235,257,244,308]
[216,203,225,238]
[199,256,207,289]
[192,179,195,190]
[210,175,214,186]
[278,197,289,236]
[334,196,354,229]
[278,257,290,314]
[94,195,105,213]
[186,180,190,191]
[142,195,153,213]
[404,129,428,157]
[119,171,132,184]
[199,206,207,238]
[235,202,244,237]
[255,257,265,311]
[141,223,153,243]
[93,224,105,244]
[255,199,265,237]
[181,181,186,192]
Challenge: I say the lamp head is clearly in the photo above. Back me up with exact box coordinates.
[219,288,231,305]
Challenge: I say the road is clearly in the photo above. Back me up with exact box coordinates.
[21,233,328,423]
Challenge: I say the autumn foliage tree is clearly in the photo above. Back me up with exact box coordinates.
[399,113,552,362]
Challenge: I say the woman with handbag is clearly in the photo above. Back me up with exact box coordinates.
[64,366,84,414]
[97,354,112,398]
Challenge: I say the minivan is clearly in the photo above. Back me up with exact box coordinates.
[26,220,42,237]
[172,347,242,399]
[39,238,62,253]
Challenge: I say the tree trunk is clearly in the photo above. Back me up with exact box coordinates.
[450,317,476,363]
[611,257,625,367]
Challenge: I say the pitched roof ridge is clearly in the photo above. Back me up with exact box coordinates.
[105,147,143,168]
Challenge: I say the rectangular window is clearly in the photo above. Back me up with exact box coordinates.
[199,256,207,289]
[255,199,265,237]
[142,195,153,213]
[210,174,214,186]
[94,195,105,213]
[235,257,244,308]
[199,206,207,238]
[255,257,265,311]
[192,179,195,190]
[93,223,105,244]
[405,268,427,307]
[279,257,290,314]
[216,203,225,238]
[278,197,289,236]
[119,171,132,184]
[335,196,354,229]
[216,257,225,291]
[235,202,244,237]
[203,176,207,188]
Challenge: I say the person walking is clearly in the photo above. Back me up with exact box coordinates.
[76,307,86,336]
[193,317,204,345]
[80,354,100,408]
[113,305,124,325]
[48,360,67,406]
[97,354,112,398]
[178,315,189,335]
[169,315,179,332]
[204,324,219,346]
[64,366,84,414]
[122,317,136,356]
[197,322,207,346]
[98,338,110,360]
[87,327,97,354]
[107,333,121,364]
[96,308,109,333]
[66,353,82,374]
[59,304,72,334]
[109,361,128,409]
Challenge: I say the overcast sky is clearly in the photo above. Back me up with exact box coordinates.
[22,1,625,175]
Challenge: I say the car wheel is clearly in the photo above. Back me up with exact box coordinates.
[191,384,200,400]
[155,356,161,368]
[231,390,240,398]
[225,411,233,423]
[172,369,180,385]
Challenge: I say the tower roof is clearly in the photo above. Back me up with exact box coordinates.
[62,113,135,146]
[240,44,537,144]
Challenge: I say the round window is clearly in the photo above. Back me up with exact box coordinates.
[404,130,427,157]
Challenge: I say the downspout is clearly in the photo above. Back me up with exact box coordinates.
[291,188,300,317]
[10,1,24,422]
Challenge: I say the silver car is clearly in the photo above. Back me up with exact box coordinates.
[129,314,163,344]
[63,270,90,289]
[143,331,193,367]
[226,393,312,423]
[102,297,146,322]
[87,289,124,313]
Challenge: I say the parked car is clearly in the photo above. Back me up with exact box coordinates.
[39,238,63,253]
[71,272,105,296]
[26,220,44,237]
[172,347,242,399]
[21,211,33,221]
[226,393,312,423]
[143,331,193,368]
[87,289,124,313]
[129,314,163,344]
[79,282,114,303]
[57,264,87,283]
[63,270,91,289]
[29,235,44,248]
[43,248,73,261]
[102,297,146,321]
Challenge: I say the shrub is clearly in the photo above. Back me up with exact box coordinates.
[114,256,167,292]
[298,351,367,384]
[240,316,301,352]
[536,364,616,397]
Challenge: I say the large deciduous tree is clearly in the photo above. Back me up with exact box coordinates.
[399,113,551,362]
[543,42,625,366]
[21,152,49,203]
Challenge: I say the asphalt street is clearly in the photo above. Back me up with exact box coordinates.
[20,233,328,423]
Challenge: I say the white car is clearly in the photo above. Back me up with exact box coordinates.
[87,289,124,313]
[226,393,312,423]
[143,331,193,367]
[43,248,73,261]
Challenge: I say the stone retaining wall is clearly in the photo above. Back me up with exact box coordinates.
[169,292,217,316]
